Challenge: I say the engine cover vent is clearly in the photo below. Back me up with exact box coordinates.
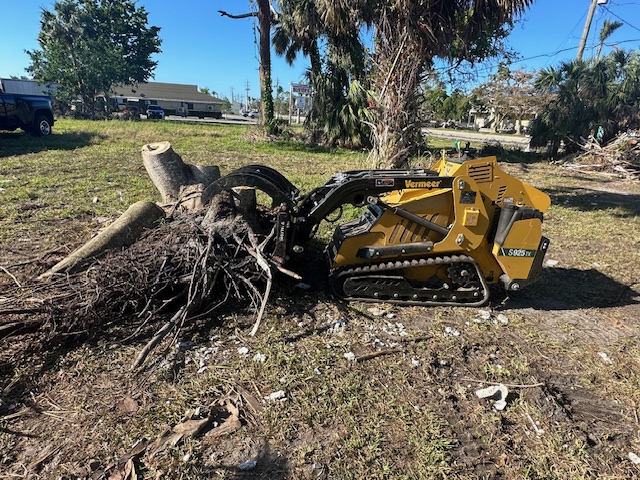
[468,163,493,183]
[496,185,507,203]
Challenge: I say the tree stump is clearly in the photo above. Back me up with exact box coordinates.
[142,141,220,209]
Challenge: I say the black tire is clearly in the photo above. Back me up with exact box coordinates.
[32,115,52,136]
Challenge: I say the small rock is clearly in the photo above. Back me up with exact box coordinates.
[545,259,559,267]
[178,341,195,351]
[367,307,387,317]
[237,346,250,356]
[496,313,509,325]
[597,351,613,364]
[238,460,257,470]
[343,351,356,361]
[92,196,99,203]
[266,390,286,401]
[253,352,267,363]
[444,326,461,337]
[475,384,509,411]
[330,318,347,333]
[628,452,640,465]
[477,310,492,320]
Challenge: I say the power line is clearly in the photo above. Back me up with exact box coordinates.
[543,12,587,67]
[432,37,640,89]
[504,37,640,66]
[602,5,640,33]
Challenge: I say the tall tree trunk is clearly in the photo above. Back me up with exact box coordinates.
[306,40,323,142]
[257,0,275,132]
[369,7,425,169]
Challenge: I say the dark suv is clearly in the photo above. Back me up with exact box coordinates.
[146,105,165,120]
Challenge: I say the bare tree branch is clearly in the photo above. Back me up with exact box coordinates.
[218,10,256,20]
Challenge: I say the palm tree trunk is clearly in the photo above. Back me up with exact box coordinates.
[370,8,424,168]
[257,0,275,131]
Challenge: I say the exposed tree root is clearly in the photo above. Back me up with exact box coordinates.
[1,191,277,367]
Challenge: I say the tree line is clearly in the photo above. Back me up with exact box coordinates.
[27,0,640,166]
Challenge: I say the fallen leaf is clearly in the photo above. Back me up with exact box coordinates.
[237,385,264,415]
[148,402,242,456]
[116,396,139,416]
[208,401,241,438]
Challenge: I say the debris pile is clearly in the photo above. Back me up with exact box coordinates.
[1,142,278,368]
[564,131,640,180]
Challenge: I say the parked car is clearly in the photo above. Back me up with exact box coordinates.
[498,124,516,134]
[0,90,55,136]
[146,104,165,120]
[249,110,259,118]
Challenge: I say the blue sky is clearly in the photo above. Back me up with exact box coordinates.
[1,0,639,99]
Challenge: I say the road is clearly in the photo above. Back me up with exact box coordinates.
[162,113,259,125]
[161,116,531,150]
[423,128,531,149]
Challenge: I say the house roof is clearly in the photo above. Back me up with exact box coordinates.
[112,81,222,104]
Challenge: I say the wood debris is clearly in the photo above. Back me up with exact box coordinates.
[561,131,640,180]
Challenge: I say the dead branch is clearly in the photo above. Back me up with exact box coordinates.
[355,348,403,362]
[218,10,257,19]
[133,306,187,369]
[0,266,22,287]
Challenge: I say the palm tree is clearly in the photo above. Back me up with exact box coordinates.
[218,1,275,130]
[274,0,374,146]
[275,0,532,160]
[369,0,534,167]
[272,0,322,74]
[596,19,623,60]
[531,50,640,153]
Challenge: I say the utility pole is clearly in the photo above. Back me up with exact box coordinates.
[577,0,606,61]
[245,80,250,110]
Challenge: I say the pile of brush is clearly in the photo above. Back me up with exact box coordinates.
[563,131,640,180]
[0,142,278,369]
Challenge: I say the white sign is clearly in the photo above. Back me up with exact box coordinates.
[295,96,306,110]
[291,83,310,95]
